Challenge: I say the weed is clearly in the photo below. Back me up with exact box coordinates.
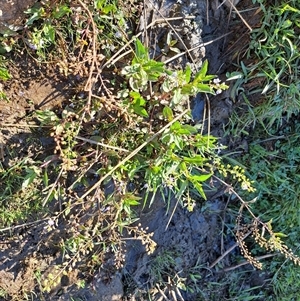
[225,1,300,294]
[228,0,300,132]
[272,260,300,301]
[0,55,10,81]
[0,157,45,227]
[2,0,300,299]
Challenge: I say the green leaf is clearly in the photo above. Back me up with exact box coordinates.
[0,67,11,80]
[124,194,141,206]
[52,4,71,19]
[130,91,148,117]
[163,106,174,121]
[179,161,188,174]
[134,106,148,117]
[171,89,183,106]
[282,19,292,29]
[170,121,182,131]
[196,83,214,94]
[143,60,165,80]
[202,75,216,81]
[175,180,188,200]
[43,169,49,186]
[130,91,145,104]
[279,4,300,15]
[135,39,149,61]
[194,59,208,82]
[170,47,181,54]
[193,181,206,199]
[95,0,105,9]
[183,155,206,164]
[180,124,197,134]
[65,205,71,216]
[151,166,161,174]
[190,173,212,182]
[35,110,59,125]
[22,174,35,190]
[161,78,173,92]
[161,132,173,145]
[43,23,55,43]
[25,6,45,26]
[226,71,243,81]
[173,135,183,149]
[176,128,192,135]
[102,4,117,14]
[274,232,288,238]
[22,167,40,190]
[184,65,192,83]
[181,84,195,95]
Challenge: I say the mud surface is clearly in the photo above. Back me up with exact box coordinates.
[0,0,270,300]
[0,0,37,33]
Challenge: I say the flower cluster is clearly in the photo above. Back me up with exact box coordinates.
[216,161,256,193]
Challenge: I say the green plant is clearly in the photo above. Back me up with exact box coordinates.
[228,0,300,132]
[115,39,233,208]
[272,259,300,301]
[220,4,300,297]
[227,97,300,298]
[23,2,71,59]
[0,55,10,80]
[4,0,300,299]
[5,33,247,298]
[0,157,45,227]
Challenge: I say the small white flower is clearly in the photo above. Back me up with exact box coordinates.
[216,89,222,95]
[213,78,221,84]
[48,219,55,226]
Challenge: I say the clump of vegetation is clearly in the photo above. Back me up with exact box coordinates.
[225,0,300,299]
[1,0,300,300]
[228,1,300,132]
